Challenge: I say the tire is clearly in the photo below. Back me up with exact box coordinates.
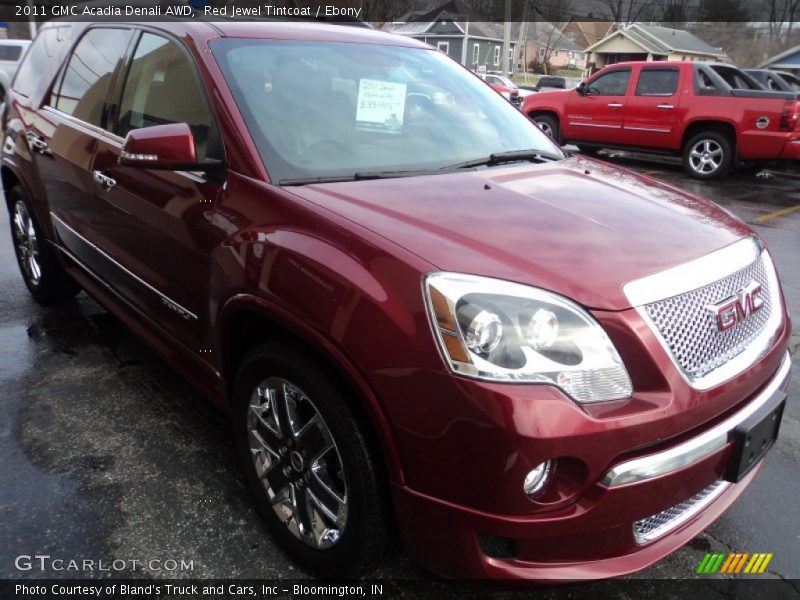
[532,114,560,144]
[233,342,390,577]
[7,184,80,305]
[682,131,733,180]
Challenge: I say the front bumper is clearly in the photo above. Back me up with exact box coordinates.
[388,351,791,580]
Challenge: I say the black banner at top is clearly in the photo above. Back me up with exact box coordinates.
[0,0,794,24]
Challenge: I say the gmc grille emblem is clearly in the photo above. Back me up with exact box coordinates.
[708,281,764,332]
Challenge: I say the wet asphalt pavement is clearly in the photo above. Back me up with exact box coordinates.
[0,154,798,594]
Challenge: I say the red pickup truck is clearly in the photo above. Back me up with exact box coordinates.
[522,61,800,179]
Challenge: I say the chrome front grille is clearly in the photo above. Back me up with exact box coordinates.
[633,481,729,544]
[643,253,775,382]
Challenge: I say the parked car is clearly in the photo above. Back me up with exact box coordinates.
[534,75,581,92]
[3,21,791,582]
[480,73,521,105]
[522,61,800,179]
[744,68,800,94]
[0,39,31,100]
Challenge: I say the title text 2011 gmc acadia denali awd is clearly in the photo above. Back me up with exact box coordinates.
[1,20,792,581]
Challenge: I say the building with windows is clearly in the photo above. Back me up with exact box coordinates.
[585,24,726,73]
[522,21,586,72]
[381,1,517,74]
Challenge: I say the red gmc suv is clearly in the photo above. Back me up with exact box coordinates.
[2,20,792,581]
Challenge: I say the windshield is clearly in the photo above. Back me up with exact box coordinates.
[210,39,561,184]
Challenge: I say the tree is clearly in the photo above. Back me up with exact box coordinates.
[698,0,749,21]
[599,0,650,24]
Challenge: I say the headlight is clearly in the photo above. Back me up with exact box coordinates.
[424,272,633,403]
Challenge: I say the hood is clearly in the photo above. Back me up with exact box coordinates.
[289,156,751,310]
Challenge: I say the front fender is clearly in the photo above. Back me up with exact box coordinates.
[217,292,406,485]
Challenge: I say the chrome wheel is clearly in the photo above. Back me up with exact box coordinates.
[536,120,554,138]
[12,200,42,286]
[247,377,348,549]
[688,139,723,175]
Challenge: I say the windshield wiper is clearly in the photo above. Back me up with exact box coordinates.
[278,152,560,186]
[279,175,360,186]
[280,169,440,186]
[443,149,562,171]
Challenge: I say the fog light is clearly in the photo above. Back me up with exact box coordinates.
[523,461,552,495]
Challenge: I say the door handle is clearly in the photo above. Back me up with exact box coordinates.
[92,170,117,190]
[26,131,49,154]
[657,103,675,110]
[607,102,623,108]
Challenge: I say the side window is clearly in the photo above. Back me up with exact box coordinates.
[635,68,679,96]
[51,28,133,127]
[586,69,631,96]
[116,33,219,161]
[13,29,60,97]
[0,45,23,61]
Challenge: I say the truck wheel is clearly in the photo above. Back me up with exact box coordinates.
[532,114,560,143]
[683,132,733,180]
[233,343,390,576]
[7,185,80,305]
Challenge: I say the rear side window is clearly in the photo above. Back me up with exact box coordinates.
[587,69,630,96]
[13,29,60,97]
[0,45,23,61]
[51,28,133,127]
[635,68,679,96]
[116,33,220,160]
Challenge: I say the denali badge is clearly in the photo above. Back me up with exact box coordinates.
[708,281,764,332]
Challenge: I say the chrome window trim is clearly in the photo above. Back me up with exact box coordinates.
[624,237,784,390]
[41,106,208,182]
[50,211,198,321]
[602,351,790,487]
[42,106,126,143]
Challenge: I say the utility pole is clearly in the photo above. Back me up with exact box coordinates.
[502,0,511,75]
[27,0,37,39]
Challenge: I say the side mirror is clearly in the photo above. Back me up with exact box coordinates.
[576,81,586,95]
[118,123,222,173]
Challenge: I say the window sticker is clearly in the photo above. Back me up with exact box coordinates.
[356,79,407,133]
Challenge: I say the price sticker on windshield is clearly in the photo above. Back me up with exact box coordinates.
[356,79,407,134]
